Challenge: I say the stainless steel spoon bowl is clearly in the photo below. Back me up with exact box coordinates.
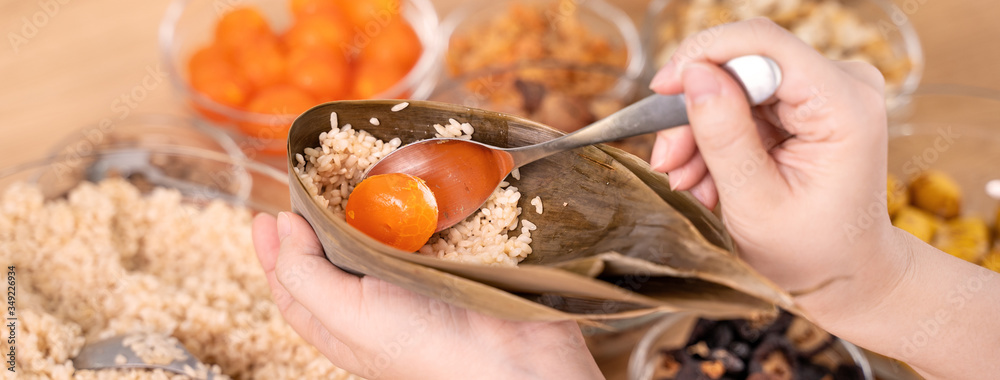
[363,55,782,231]
[73,333,217,379]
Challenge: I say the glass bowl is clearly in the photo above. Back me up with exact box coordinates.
[434,0,650,158]
[47,113,243,159]
[158,0,440,158]
[439,0,644,87]
[888,85,1000,220]
[8,113,289,214]
[643,0,924,111]
[627,313,874,380]
[0,116,307,378]
[428,62,656,161]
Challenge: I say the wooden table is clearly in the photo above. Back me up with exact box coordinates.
[2,0,999,169]
[1,1,992,378]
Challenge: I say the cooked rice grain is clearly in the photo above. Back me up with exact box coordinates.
[296,113,532,267]
[122,333,187,365]
[391,102,409,112]
[0,180,362,380]
[294,123,402,212]
[432,118,475,140]
[530,196,543,214]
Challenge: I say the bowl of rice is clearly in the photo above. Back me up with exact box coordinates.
[1,115,365,379]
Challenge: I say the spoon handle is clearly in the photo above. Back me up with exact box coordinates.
[507,55,782,167]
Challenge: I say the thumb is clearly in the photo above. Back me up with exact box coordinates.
[682,62,781,203]
[274,212,362,321]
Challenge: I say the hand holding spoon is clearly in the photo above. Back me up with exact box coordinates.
[363,55,783,232]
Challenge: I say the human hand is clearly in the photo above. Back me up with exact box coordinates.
[646,18,906,324]
[251,212,603,380]
[647,18,1000,380]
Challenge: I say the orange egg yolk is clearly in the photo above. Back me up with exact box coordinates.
[345,173,438,252]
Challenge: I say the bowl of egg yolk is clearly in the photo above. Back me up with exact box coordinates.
[159,0,440,161]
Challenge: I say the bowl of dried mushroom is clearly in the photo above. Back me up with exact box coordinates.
[627,311,873,380]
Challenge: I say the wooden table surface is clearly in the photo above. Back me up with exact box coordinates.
[2,0,999,169]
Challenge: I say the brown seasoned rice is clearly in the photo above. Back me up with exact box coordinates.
[180,362,220,379]
[122,333,188,365]
[0,179,362,380]
[293,112,535,267]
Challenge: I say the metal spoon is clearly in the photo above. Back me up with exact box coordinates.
[73,333,217,379]
[363,55,782,232]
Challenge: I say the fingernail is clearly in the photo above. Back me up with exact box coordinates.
[649,59,677,90]
[689,186,707,206]
[650,139,670,171]
[277,212,292,240]
[669,168,685,191]
[683,65,721,106]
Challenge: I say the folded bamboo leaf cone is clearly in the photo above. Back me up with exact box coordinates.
[287,100,795,324]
